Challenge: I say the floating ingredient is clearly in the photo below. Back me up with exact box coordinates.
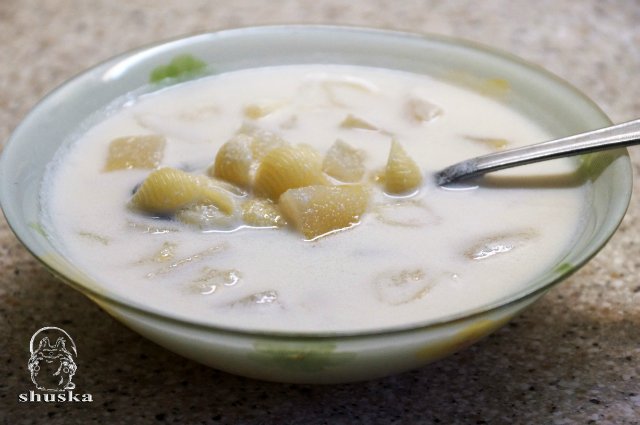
[254,145,327,201]
[243,99,287,120]
[103,135,165,171]
[322,139,366,183]
[176,204,239,231]
[209,134,254,188]
[464,230,537,260]
[279,185,369,240]
[241,199,287,228]
[340,114,378,131]
[374,268,433,305]
[130,167,235,215]
[405,97,442,124]
[145,243,228,278]
[192,267,242,295]
[383,140,423,195]
[464,135,510,150]
[230,290,280,307]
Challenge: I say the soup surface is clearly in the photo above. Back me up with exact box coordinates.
[43,65,587,332]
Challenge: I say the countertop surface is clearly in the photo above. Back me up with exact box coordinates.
[1,1,639,423]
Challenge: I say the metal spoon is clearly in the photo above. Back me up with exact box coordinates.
[435,118,640,186]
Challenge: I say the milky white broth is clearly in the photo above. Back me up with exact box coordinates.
[43,65,587,332]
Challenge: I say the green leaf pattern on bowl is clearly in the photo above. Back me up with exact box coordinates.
[29,222,47,238]
[149,54,208,84]
[554,262,575,275]
[248,341,356,372]
[577,151,624,181]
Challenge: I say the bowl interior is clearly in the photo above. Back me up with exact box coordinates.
[0,26,632,335]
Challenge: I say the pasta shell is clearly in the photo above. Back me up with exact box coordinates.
[104,135,165,171]
[254,145,327,200]
[130,167,234,215]
[384,140,423,195]
[322,139,366,182]
[279,185,369,240]
[209,134,253,188]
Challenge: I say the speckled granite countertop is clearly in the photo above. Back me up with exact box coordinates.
[1,1,639,423]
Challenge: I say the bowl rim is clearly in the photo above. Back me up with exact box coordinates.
[0,24,632,339]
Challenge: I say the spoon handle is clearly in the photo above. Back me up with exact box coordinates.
[436,118,640,186]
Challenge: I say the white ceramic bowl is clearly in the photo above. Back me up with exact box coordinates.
[0,26,632,383]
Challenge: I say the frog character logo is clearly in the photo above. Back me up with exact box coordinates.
[27,327,78,392]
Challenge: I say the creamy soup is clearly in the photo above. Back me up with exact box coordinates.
[42,65,587,332]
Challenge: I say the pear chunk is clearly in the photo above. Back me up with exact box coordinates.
[322,139,366,183]
[340,114,378,131]
[279,185,369,240]
[242,199,287,228]
[237,123,288,160]
[104,135,165,171]
[405,97,442,124]
[384,140,422,195]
